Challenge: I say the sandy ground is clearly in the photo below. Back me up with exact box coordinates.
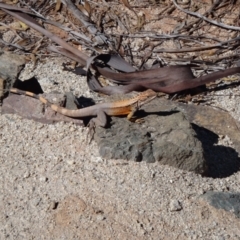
[1,59,240,239]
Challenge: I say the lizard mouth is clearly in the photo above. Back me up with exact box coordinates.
[138,95,157,109]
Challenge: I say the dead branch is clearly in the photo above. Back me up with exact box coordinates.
[172,0,240,31]
[0,4,88,66]
[61,0,109,46]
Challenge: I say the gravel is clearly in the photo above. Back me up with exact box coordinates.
[1,58,240,239]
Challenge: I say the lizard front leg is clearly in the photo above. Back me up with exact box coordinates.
[127,108,137,121]
[127,107,145,124]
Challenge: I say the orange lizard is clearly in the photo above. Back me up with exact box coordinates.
[10,88,157,128]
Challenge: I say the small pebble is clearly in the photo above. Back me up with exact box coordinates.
[170,200,182,211]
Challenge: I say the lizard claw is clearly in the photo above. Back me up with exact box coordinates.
[135,118,145,124]
[128,116,145,124]
[86,120,96,143]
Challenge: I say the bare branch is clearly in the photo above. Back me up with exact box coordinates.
[0,5,88,66]
[61,0,109,46]
[172,0,240,31]
[154,34,240,53]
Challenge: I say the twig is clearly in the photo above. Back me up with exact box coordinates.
[111,32,223,44]
[61,0,108,46]
[154,33,240,53]
[0,38,25,50]
[0,6,88,66]
[154,44,224,53]
[179,0,223,33]
[172,0,240,31]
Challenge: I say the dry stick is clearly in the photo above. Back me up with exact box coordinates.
[0,4,133,72]
[0,3,72,32]
[179,0,222,33]
[0,3,32,13]
[154,34,240,53]
[156,3,174,16]
[0,39,25,50]
[172,0,240,31]
[212,54,240,64]
[154,44,224,53]
[0,7,88,66]
[48,46,85,64]
[6,2,100,47]
[61,0,108,46]
[28,7,93,43]
[112,32,223,45]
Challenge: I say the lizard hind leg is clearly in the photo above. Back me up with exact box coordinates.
[87,120,96,143]
[86,111,108,143]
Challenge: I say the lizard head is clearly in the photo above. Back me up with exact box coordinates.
[137,89,157,107]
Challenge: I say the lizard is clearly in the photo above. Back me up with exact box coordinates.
[9,88,157,128]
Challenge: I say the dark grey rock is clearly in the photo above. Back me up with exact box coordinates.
[0,50,25,101]
[147,99,240,178]
[177,101,240,156]
[151,111,205,173]
[96,120,155,163]
[175,101,240,178]
[95,98,207,174]
[199,191,240,218]
[65,92,79,110]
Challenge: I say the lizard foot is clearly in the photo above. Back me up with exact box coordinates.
[86,121,96,143]
[135,118,145,124]
[128,116,145,124]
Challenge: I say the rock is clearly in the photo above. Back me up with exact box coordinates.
[95,98,207,174]
[14,77,44,94]
[151,111,205,174]
[169,200,182,212]
[95,118,155,162]
[177,101,240,155]
[65,92,79,110]
[2,77,81,125]
[176,101,240,178]
[199,191,240,218]
[2,91,84,126]
[55,195,87,226]
[42,91,67,106]
[147,99,240,178]
[0,50,25,102]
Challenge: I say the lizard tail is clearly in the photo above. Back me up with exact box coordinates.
[10,88,63,114]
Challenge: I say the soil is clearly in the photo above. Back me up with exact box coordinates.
[1,0,240,239]
[1,58,240,239]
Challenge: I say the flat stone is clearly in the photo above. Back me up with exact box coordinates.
[199,191,240,218]
[2,92,84,126]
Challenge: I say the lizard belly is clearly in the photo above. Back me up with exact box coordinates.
[107,106,133,116]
